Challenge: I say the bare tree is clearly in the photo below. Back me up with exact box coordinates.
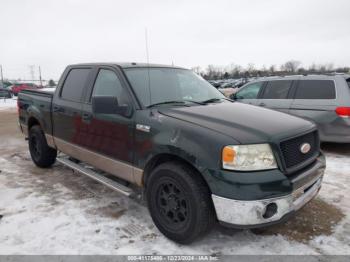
[201,60,348,80]
[48,79,56,86]
[247,63,256,76]
[191,66,202,75]
[269,65,276,74]
[282,60,301,73]
[260,65,268,76]
[206,65,224,79]
[206,65,216,79]
[308,63,317,72]
[231,65,242,78]
[325,63,334,71]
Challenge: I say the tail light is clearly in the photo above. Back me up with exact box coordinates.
[335,107,350,118]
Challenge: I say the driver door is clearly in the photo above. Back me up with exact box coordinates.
[78,67,136,182]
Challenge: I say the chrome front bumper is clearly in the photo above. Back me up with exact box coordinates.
[212,172,324,227]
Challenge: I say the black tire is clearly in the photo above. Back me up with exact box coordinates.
[28,125,57,168]
[146,161,215,244]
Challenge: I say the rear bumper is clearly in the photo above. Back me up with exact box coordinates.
[212,158,325,228]
[319,117,350,143]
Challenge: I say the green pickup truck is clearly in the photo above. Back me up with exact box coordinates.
[18,63,325,243]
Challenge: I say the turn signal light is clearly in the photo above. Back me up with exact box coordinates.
[335,107,350,118]
[222,146,236,163]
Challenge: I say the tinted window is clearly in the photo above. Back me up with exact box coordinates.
[236,82,264,99]
[262,80,292,99]
[92,69,130,105]
[61,68,90,102]
[295,80,335,99]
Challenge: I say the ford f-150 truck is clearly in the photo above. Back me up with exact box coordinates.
[18,63,326,244]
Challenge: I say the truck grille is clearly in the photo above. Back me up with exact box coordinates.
[280,131,319,170]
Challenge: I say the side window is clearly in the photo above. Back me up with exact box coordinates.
[92,69,131,105]
[262,80,292,99]
[236,82,264,99]
[295,80,336,99]
[61,68,90,102]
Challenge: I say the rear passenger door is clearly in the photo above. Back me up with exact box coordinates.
[52,67,92,144]
[258,80,294,113]
[234,81,264,105]
[289,79,337,128]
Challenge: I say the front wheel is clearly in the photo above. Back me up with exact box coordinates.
[146,162,215,244]
[28,125,57,168]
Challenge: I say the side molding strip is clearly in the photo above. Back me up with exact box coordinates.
[53,137,144,186]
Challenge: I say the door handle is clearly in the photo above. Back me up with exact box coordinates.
[53,106,65,113]
[82,113,92,122]
[259,103,266,107]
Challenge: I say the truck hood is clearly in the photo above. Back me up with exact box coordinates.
[158,102,315,144]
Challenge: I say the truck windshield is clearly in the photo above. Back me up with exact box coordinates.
[124,67,225,107]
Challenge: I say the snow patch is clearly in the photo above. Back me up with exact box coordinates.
[0,98,17,111]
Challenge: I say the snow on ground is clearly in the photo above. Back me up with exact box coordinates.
[308,151,350,254]
[0,98,17,111]
[0,109,349,255]
[0,155,321,255]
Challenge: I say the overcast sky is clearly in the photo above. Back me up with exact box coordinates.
[1,0,350,80]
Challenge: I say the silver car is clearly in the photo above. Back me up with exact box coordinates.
[231,75,350,143]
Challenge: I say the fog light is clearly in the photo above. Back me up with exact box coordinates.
[263,203,278,219]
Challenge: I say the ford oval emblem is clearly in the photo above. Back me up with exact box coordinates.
[300,143,311,154]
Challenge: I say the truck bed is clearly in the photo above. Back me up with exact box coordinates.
[21,88,56,96]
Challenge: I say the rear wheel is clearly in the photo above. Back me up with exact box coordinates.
[146,162,215,244]
[28,125,57,168]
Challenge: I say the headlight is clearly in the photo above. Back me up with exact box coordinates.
[222,144,277,171]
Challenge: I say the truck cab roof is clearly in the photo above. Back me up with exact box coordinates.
[68,62,186,70]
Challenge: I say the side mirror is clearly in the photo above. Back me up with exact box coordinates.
[230,93,237,100]
[92,96,131,116]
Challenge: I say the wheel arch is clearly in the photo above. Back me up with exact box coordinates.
[26,104,47,133]
[142,153,212,194]
[28,116,41,131]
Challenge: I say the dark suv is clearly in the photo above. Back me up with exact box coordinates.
[232,75,350,143]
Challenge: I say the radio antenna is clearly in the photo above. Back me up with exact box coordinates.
[145,28,152,106]
[145,28,150,65]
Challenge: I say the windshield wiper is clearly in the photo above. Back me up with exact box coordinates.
[200,97,233,104]
[183,99,206,105]
[147,99,208,108]
[147,101,188,108]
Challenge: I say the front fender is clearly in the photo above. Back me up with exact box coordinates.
[134,109,238,188]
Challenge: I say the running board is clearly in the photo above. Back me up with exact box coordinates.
[56,156,134,197]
